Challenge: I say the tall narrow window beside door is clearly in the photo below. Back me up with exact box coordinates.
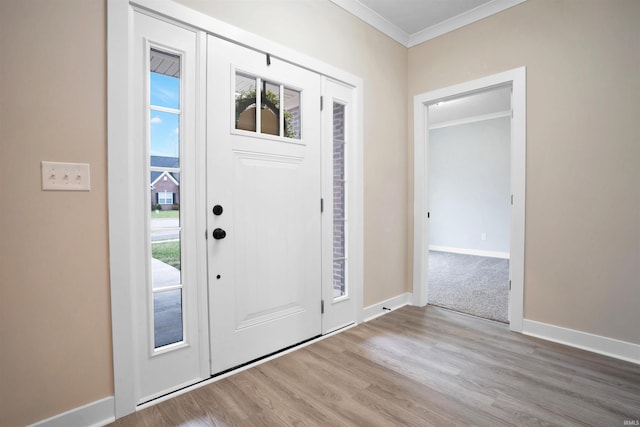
[333,102,347,299]
[149,48,184,349]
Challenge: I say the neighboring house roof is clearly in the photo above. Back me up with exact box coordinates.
[151,170,180,187]
[150,156,180,186]
[151,155,179,168]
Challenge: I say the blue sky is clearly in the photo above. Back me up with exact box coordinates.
[150,72,180,158]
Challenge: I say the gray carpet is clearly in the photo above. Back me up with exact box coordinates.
[428,251,509,323]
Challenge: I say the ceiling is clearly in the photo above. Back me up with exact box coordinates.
[329,0,526,47]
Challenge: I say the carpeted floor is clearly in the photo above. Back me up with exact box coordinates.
[428,251,509,323]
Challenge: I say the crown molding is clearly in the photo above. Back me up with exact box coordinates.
[408,0,526,47]
[329,0,409,46]
[330,0,526,48]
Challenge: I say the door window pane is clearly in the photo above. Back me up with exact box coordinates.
[261,81,280,136]
[235,72,257,132]
[284,87,301,139]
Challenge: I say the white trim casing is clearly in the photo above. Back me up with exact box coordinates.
[363,293,413,322]
[28,397,115,427]
[107,0,136,417]
[412,67,526,333]
[523,320,640,365]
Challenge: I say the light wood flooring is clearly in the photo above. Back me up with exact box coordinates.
[110,306,640,426]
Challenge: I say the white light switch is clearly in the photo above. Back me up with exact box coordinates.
[41,161,91,191]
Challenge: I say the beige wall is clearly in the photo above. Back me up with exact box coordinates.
[0,1,113,426]
[175,0,410,305]
[0,0,407,424]
[2,0,637,424]
[408,0,640,344]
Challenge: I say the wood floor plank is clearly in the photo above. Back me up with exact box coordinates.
[109,306,640,427]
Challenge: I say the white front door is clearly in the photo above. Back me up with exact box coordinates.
[206,36,322,374]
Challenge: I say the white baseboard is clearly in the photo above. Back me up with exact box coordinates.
[363,292,412,322]
[429,245,509,259]
[523,319,640,365]
[28,396,115,427]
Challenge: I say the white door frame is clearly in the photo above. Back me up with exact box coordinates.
[108,0,363,418]
[412,67,526,332]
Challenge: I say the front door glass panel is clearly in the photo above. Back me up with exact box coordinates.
[234,71,301,140]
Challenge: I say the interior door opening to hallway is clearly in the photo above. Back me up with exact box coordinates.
[412,67,526,333]
[426,86,512,323]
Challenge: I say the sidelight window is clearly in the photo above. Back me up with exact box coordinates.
[149,48,184,349]
[333,102,347,299]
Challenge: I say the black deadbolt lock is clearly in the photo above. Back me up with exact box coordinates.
[212,228,226,240]
[212,205,224,215]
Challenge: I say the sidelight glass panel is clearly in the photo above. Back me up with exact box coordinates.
[235,72,257,132]
[149,47,184,349]
[333,102,347,299]
[333,259,347,299]
[151,237,181,284]
[261,81,280,136]
[334,220,345,259]
[150,72,180,109]
[150,49,180,109]
[150,110,180,163]
[153,289,183,347]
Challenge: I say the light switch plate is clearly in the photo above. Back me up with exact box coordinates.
[41,161,91,191]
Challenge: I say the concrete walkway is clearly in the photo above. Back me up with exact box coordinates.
[151,257,181,289]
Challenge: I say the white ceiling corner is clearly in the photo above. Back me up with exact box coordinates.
[329,0,410,46]
[329,0,526,48]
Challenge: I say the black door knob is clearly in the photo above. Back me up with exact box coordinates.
[212,205,223,215]
[212,228,226,239]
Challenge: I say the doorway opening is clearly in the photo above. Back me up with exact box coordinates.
[412,67,526,332]
[426,86,512,323]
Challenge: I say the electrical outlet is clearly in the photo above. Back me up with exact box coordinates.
[481,233,487,241]
[41,161,91,191]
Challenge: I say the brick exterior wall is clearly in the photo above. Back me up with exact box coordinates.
[333,103,346,295]
[151,175,180,210]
